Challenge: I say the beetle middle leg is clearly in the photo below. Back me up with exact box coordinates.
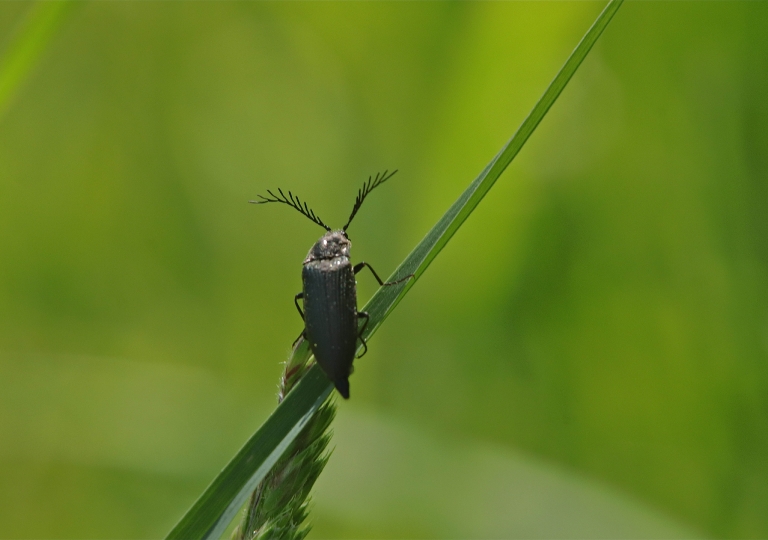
[353,262,414,287]
[356,311,370,358]
[292,292,306,348]
[294,292,304,320]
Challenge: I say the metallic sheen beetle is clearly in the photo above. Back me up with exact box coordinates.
[251,170,412,399]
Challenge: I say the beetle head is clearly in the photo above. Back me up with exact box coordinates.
[304,230,350,263]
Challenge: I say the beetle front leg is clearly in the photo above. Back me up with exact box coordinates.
[353,262,414,287]
[294,292,304,320]
[356,311,369,358]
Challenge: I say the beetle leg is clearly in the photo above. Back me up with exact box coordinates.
[385,273,415,286]
[292,294,306,348]
[353,262,383,285]
[356,338,368,359]
[353,262,414,287]
[356,311,370,358]
[294,292,304,320]
[358,311,370,335]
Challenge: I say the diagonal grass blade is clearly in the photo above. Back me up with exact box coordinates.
[167,1,623,538]
[0,1,74,121]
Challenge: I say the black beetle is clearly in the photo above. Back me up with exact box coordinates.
[251,170,412,399]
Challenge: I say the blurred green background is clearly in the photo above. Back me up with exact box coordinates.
[1,1,767,538]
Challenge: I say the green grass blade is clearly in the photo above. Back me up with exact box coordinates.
[167,364,330,540]
[366,0,625,333]
[167,1,623,538]
[0,1,73,121]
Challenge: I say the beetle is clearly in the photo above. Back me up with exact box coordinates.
[251,170,412,399]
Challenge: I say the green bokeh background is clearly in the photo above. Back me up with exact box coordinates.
[1,1,767,538]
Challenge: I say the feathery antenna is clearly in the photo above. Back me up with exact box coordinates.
[343,170,398,231]
[250,188,331,232]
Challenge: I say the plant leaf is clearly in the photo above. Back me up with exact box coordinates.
[0,1,74,121]
[166,1,623,538]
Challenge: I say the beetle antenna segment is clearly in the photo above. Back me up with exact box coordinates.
[250,188,331,232]
[342,169,398,231]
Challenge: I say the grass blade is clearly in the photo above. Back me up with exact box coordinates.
[0,1,74,121]
[167,1,623,538]
[168,364,330,540]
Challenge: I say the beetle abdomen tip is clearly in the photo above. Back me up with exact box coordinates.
[334,378,350,399]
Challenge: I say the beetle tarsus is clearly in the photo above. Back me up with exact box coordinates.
[383,273,415,286]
